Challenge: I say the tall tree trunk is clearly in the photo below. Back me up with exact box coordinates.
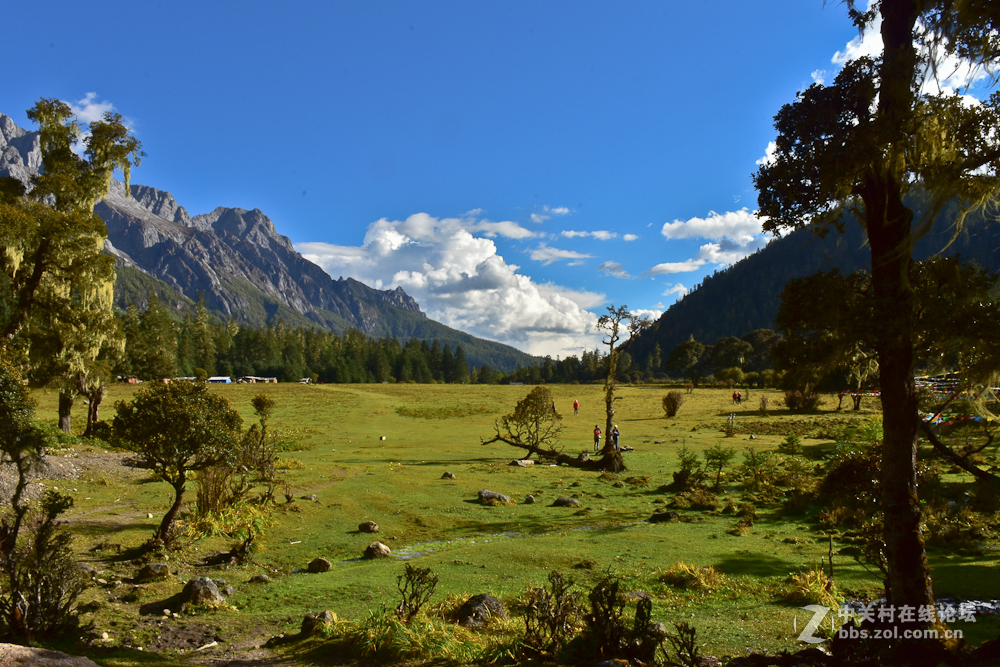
[156,480,186,544]
[870,2,941,649]
[57,391,74,434]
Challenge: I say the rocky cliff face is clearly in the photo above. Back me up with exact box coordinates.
[0,114,425,333]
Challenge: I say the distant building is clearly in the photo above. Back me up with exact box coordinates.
[207,376,232,384]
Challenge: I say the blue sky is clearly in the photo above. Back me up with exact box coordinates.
[5,1,986,357]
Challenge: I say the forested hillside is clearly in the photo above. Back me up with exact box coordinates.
[629,197,1000,368]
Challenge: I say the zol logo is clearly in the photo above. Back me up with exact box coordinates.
[797,605,831,644]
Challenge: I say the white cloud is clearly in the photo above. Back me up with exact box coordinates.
[69,92,116,124]
[831,3,990,96]
[695,237,767,265]
[297,212,603,357]
[468,220,538,239]
[531,205,572,223]
[661,208,765,245]
[646,259,705,274]
[756,141,777,167]
[631,308,663,322]
[559,229,617,240]
[623,233,638,241]
[662,284,689,298]
[811,69,828,86]
[597,261,630,279]
[530,243,592,265]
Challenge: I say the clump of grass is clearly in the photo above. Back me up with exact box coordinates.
[660,562,724,591]
[782,568,843,609]
[672,489,719,511]
[275,457,305,470]
[324,606,519,664]
[624,476,651,487]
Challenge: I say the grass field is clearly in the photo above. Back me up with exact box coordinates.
[22,382,1000,665]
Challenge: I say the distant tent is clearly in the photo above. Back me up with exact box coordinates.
[207,376,232,384]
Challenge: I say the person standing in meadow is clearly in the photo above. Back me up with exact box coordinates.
[593,425,602,451]
[573,399,579,415]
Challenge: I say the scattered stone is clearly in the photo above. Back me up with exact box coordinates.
[96,578,108,585]
[76,562,96,575]
[182,577,226,606]
[359,520,380,533]
[146,513,154,519]
[249,574,271,584]
[457,593,507,628]
[213,579,235,597]
[654,440,666,444]
[649,511,681,523]
[0,643,101,666]
[308,557,332,573]
[301,494,318,501]
[524,494,535,504]
[365,542,392,559]
[553,497,580,507]
[624,591,653,600]
[301,610,336,636]
[510,459,534,467]
[478,489,511,504]
[441,472,456,479]
[135,563,170,581]
[380,435,386,441]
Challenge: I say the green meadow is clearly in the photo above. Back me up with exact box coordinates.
[26,382,1000,664]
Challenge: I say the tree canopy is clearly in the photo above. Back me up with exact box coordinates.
[112,381,242,544]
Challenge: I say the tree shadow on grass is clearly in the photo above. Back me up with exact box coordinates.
[714,552,796,578]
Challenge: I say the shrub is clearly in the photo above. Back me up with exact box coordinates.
[782,568,843,609]
[778,434,802,455]
[660,563,724,591]
[670,446,705,491]
[662,391,685,418]
[783,390,822,412]
[521,570,581,657]
[396,564,439,621]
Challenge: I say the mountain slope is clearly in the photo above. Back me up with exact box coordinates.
[629,199,1000,363]
[0,113,538,371]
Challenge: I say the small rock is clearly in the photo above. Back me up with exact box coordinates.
[0,644,101,666]
[76,562,96,575]
[478,489,511,505]
[249,574,271,584]
[307,558,332,573]
[379,435,386,441]
[510,459,534,467]
[364,542,392,559]
[96,578,108,585]
[135,563,170,581]
[101,632,109,640]
[146,513,154,519]
[457,593,507,628]
[524,494,535,504]
[358,520,380,533]
[213,579,235,597]
[553,497,580,507]
[301,494,318,502]
[182,577,226,606]
[441,471,456,479]
[301,610,335,636]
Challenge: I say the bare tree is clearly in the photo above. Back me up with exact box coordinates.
[596,305,651,454]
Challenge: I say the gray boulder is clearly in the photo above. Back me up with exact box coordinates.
[182,577,226,606]
[478,489,511,505]
[441,472,456,479]
[249,574,271,584]
[0,643,100,666]
[308,557,332,573]
[359,520,379,533]
[365,542,392,559]
[524,494,535,504]
[553,497,580,507]
[301,610,335,636]
[457,593,507,628]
